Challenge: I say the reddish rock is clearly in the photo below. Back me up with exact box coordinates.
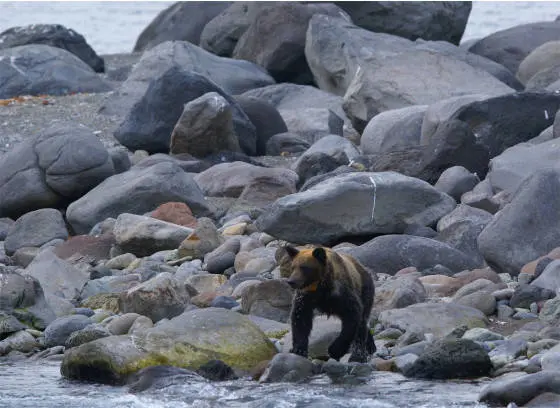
[191,291,219,308]
[395,266,419,276]
[521,247,560,275]
[454,267,501,285]
[53,234,116,262]
[151,202,197,228]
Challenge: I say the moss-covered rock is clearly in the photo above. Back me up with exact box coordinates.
[61,307,277,384]
[81,293,121,314]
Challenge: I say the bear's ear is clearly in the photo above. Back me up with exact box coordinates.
[312,247,327,265]
[284,245,300,259]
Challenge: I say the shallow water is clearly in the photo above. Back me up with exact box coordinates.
[1,2,560,54]
[0,360,490,408]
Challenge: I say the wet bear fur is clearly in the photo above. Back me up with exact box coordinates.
[279,245,376,363]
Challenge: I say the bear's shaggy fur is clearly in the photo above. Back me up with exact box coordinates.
[279,245,375,363]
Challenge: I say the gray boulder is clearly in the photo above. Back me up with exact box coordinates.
[478,170,560,275]
[113,66,256,155]
[232,2,349,84]
[0,24,104,72]
[375,276,427,311]
[402,338,492,379]
[487,138,560,197]
[378,302,488,339]
[0,218,14,240]
[259,353,315,383]
[113,213,194,258]
[335,2,471,45]
[361,105,427,154]
[100,41,274,119]
[0,44,111,99]
[4,209,68,256]
[531,260,560,292]
[133,2,231,52]
[66,324,111,349]
[169,92,242,158]
[434,166,480,202]
[0,123,115,219]
[293,135,359,185]
[279,108,344,143]
[80,274,141,301]
[449,92,560,158]
[281,316,344,359]
[44,314,92,348]
[194,161,298,198]
[66,162,211,235]
[0,312,26,338]
[468,21,560,74]
[526,64,560,90]
[118,272,191,322]
[517,41,560,85]
[344,234,481,276]
[0,330,39,356]
[266,133,310,156]
[240,280,294,323]
[304,16,513,131]
[256,171,456,245]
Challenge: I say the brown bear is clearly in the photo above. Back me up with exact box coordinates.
[279,245,375,363]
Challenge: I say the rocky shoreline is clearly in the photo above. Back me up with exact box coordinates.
[3,2,560,407]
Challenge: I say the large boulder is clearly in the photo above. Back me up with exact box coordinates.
[133,2,231,52]
[0,24,104,72]
[4,208,68,256]
[305,16,513,131]
[0,123,115,219]
[66,162,211,235]
[334,2,471,45]
[61,308,277,384]
[448,92,560,158]
[256,171,456,245]
[100,41,274,119]
[378,302,488,338]
[517,41,560,85]
[0,44,111,98]
[113,66,257,155]
[402,338,492,379]
[194,161,298,198]
[44,314,92,348]
[478,170,560,275]
[118,273,191,322]
[468,21,560,75]
[169,92,242,158]
[232,2,348,84]
[486,138,560,197]
[344,234,481,276]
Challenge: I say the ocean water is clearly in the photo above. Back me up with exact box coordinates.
[0,1,560,55]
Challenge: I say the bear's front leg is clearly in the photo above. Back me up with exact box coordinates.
[289,293,314,358]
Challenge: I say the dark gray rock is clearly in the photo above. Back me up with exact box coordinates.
[210,296,239,310]
[304,16,513,131]
[108,147,131,175]
[169,92,242,158]
[205,252,236,274]
[361,105,427,154]
[335,2,471,45]
[0,44,111,99]
[234,96,288,155]
[434,167,480,202]
[232,2,348,84]
[4,208,68,256]
[65,324,111,349]
[292,135,359,185]
[66,161,210,235]
[255,171,456,245]
[344,234,480,277]
[488,338,528,368]
[0,311,26,338]
[133,2,231,52]
[435,204,492,266]
[113,66,257,155]
[0,123,115,219]
[0,218,14,241]
[450,92,560,158]
[468,21,560,74]
[403,338,491,379]
[0,24,104,72]
[44,314,92,348]
[265,132,310,156]
[478,170,560,275]
[127,365,206,393]
[100,41,274,119]
[510,285,555,309]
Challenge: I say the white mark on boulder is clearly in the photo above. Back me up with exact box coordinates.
[9,56,26,76]
[369,176,377,223]
[545,110,549,120]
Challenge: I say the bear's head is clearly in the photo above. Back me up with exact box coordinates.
[281,245,328,292]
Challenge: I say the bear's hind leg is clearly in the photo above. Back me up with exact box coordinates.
[290,293,314,358]
[349,322,370,363]
[328,298,361,361]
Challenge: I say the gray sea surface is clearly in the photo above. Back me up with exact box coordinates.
[0,1,560,54]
